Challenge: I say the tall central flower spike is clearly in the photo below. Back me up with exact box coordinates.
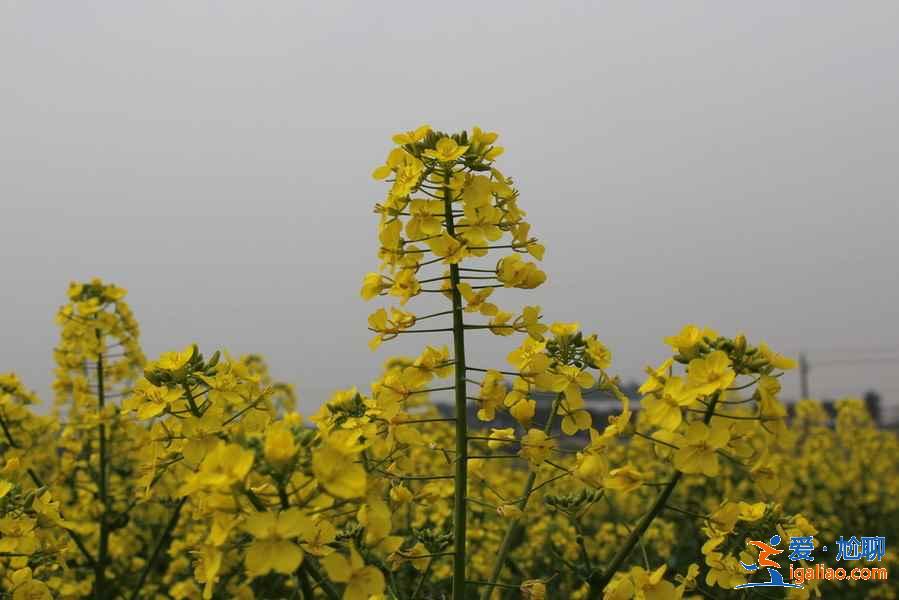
[365,126,547,599]
[53,279,147,596]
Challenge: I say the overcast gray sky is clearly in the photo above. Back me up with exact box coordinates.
[2,1,898,417]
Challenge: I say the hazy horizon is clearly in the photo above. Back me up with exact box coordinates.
[2,1,897,417]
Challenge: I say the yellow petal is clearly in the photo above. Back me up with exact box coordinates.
[321,552,351,583]
[346,566,386,600]
[372,165,392,180]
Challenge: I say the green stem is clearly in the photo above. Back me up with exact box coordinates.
[393,417,457,425]
[410,558,434,600]
[479,394,562,600]
[244,488,267,512]
[95,335,110,600]
[443,167,469,600]
[573,521,594,577]
[304,559,341,600]
[298,568,315,600]
[277,477,292,510]
[128,497,187,600]
[595,391,722,592]
[271,475,339,600]
[182,382,202,418]
[0,411,96,568]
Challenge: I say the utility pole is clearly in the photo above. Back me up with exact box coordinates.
[799,352,810,399]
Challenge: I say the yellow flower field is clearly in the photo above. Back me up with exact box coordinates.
[1,127,896,600]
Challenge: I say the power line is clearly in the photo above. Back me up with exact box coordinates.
[811,356,899,367]
[788,345,899,356]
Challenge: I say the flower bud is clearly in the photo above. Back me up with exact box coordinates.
[263,424,297,468]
